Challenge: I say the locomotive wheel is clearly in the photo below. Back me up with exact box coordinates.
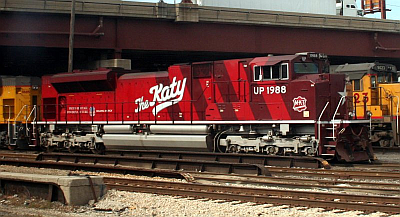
[227,145,240,153]
[91,143,105,155]
[7,145,16,151]
[45,146,56,153]
[379,139,390,147]
[68,146,79,153]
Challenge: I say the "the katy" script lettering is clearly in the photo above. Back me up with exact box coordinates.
[135,77,187,116]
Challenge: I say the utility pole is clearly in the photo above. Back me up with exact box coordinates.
[380,0,386,19]
[68,0,76,72]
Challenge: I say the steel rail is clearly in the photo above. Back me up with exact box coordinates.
[332,163,400,171]
[186,174,400,195]
[105,149,331,169]
[185,172,400,188]
[0,157,185,178]
[373,146,400,153]
[268,167,400,180]
[0,151,397,189]
[36,153,270,176]
[0,152,397,180]
[185,172,400,189]
[0,153,269,176]
[103,177,400,214]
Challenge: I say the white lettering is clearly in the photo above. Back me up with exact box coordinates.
[254,86,286,95]
[135,77,187,116]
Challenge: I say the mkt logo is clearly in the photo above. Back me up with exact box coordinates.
[292,96,307,112]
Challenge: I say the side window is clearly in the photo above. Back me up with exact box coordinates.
[371,76,377,88]
[263,66,271,80]
[271,65,280,79]
[254,63,289,81]
[254,66,262,81]
[353,79,361,91]
[281,63,289,80]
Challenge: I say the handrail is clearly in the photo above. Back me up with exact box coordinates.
[332,96,346,140]
[395,96,399,140]
[12,104,27,141]
[26,105,37,136]
[317,101,330,143]
[14,105,27,122]
[5,105,11,145]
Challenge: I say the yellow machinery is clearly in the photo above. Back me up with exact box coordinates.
[334,63,399,147]
[0,76,41,148]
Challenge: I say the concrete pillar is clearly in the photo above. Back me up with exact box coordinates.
[175,3,199,22]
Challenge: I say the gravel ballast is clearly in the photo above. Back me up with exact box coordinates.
[0,165,398,216]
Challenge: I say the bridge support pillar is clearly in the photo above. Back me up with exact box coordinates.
[175,3,199,22]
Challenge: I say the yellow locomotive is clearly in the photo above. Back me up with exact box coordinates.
[0,76,41,149]
[334,63,399,147]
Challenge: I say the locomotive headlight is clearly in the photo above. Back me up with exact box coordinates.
[348,111,354,118]
[366,111,372,117]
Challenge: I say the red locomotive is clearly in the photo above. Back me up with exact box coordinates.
[31,53,373,161]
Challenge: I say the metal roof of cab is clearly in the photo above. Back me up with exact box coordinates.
[334,63,376,74]
[0,76,41,87]
[334,63,374,80]
[249,55,298,66]
[334,63,395,80]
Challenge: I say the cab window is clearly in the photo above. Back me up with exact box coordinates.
[254,66,262,81]
[253,63,289,81]
[353,79,362,91]
[294,63,319,74]
[371,76,377,88]
[378,74,384,83]
[281,64,288,79]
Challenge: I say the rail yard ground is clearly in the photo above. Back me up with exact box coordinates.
[0,150,398,217]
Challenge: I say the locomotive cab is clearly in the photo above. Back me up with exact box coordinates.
[335,63,399,147]
[218,53,373,161]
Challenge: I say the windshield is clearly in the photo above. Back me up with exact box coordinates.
[294,63,319,74]
[377,73,394,83]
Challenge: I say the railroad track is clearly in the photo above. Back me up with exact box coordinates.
[267,167,400,180]
[105,149,330,169]
[0,152,399,180]
[103,177,400,214]
[0,151,399,213]
[332,162,400,172]
[373,146,400,153]
[184,173,400,195]
[0,152,269,176]
[0,150,330,169]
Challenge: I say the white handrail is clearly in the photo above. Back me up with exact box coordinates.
[14,105,27,123]
[26,105,37,136]
[317,101,330,143]
[332,96,346,140]
[13,105,27,139]
[5,105,11,145]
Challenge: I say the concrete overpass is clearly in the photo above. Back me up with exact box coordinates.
[1,0,400,75]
